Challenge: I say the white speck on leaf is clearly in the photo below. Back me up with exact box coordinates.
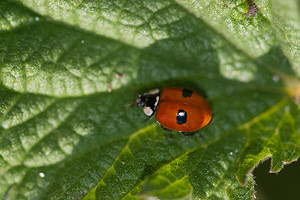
[283,161,287,165]
[272,75,279,82]
[39,172,45,178]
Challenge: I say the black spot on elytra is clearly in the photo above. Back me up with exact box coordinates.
[182,89,193,97]
[176,110,187,124]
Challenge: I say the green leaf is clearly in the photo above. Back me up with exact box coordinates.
[266,0,300,76]
[0,0,299,199]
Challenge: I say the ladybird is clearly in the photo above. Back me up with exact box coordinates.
[135,87,212,134]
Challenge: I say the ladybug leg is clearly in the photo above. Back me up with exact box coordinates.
[147,115,154,120]
[159,125,173,133]
[143,112,155,122]
[196,132,204,140]
[180,132,202,139]
[143,114,155,123]
[157,124,173,142]
[143,117,151,123]
[168,133,173,142]
[180,132,194,136]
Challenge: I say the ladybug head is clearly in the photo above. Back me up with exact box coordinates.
[135,93,147,107]
[135,89,160,117]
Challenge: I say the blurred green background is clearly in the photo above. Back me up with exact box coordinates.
[254,158,300,200]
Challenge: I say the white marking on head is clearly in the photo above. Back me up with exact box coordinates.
[154,96,159,107]
[143,107,153,116]
[147,88,160,95]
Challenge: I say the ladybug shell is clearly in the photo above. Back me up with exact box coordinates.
[155,87,212,132]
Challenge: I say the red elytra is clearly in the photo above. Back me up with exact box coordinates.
[156,87,212,132]
[135,87,212,133]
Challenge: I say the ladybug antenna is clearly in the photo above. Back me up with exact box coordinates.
[125,101,137,107]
